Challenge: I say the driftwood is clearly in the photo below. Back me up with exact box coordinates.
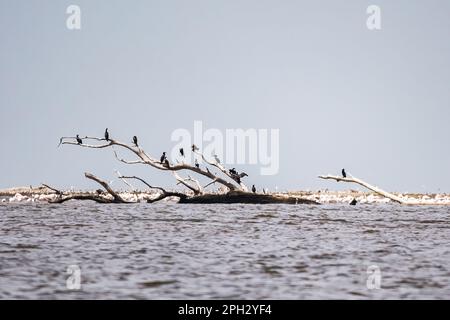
[52,134,319,205]
[318,174,445,205]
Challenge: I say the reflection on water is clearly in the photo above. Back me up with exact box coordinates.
[0,203,449,299]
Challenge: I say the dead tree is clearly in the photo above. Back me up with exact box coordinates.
[55,135,318,204]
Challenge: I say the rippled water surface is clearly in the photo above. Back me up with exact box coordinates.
[1,203,449,299]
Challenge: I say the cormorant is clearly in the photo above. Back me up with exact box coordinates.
[133,136,138,147]
[104,128,109,141]
[350,198,357,206]
[179,148,184,157]
[192,144,199,152]
[234,175,241,184]
[229,168,237,175]
[342,168,347,178]
[239,172,248,178]
[76,135,82,144]
[252,185,256,193]
[160,152,167,164]
[195,159,200,169]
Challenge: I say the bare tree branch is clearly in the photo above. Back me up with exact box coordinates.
[84,172,127,203]
[60,136,240,192]
[318,174,430,205]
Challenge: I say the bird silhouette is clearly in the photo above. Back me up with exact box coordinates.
[179,148,184,157]
[133,136,138,147]
[104,128,109,141]
[76,135,82,144]
[252,185,256,193]
[342,168,347,178]
[160,152,167,164]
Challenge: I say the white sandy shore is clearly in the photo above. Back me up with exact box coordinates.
[1,186,450,205]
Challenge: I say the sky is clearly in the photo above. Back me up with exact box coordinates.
[1,0,449,193]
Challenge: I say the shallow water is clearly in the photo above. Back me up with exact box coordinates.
[0,202,449,299]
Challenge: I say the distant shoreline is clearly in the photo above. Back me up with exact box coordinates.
[1,186,449,205]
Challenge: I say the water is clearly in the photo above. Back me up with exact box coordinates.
[1,202,449,299]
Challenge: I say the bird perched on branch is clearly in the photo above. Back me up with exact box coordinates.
[133,136,138,147]
[195,159,200,169]
[160,152,167,164]
[192,144,199,152]
[350,198,357,205]
[229,168,237,175]
[231,174,241,184]
[239,172,248,178]
[179,148,184,157]
[252,185,256,193]
[76,135,82,144]
[342,168,347,178]
[104,128,109,141]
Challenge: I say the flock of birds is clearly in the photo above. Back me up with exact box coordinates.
[74,128,259,194]
[75,130,356,203]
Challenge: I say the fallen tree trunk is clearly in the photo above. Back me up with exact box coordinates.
[318,174,445,205]
[178,191,319,204]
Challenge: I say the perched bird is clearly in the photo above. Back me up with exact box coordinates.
[232,175,241,184]
[133,136,138,147]
[164,159,170,168]
[192,144,199,152]
[76,135,82,144]
[342,168,347,178]
[104,128,109,141]
[160,152,167,164]
[229,168,237,175]
[252,185,256,193]
[195,159,200,169]
[350,198,357,206]
[213,154,221,164]
[239,172,248,178]
[96,189,104,195]
[179,148,185,157]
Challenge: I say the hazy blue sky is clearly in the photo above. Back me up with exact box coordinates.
[1,0,449,192]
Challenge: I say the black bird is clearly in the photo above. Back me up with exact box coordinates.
[232,175,241,184]
[252,185,256,193]
[76,135,82,144]
[133,136,138,147]
[195,159,200,169]
[239,172,248,178]
[229,168,237,175]
[160,152,167,164]
[192,144,199,152]
[104,128,109,141]
[179,148,184,157]
[164,159,170,168]
[350,198,357,206]
[342,168,347,178]
[96,189,104,195]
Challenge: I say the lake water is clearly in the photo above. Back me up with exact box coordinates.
[0,202,449,299]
